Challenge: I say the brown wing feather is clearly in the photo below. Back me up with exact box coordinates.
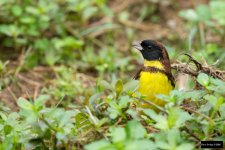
[164,71,175,87]
[156,41,175,87]
[134,68,143,80]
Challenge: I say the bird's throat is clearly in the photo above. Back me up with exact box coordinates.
[143,60,164,69]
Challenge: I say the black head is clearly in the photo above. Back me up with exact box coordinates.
[133,40,164,61]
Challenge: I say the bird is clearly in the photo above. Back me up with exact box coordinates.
[133,40,175,111]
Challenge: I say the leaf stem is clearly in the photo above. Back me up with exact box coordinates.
[133,96,168,114]
[39,114,58,132]
[180,106,213,122]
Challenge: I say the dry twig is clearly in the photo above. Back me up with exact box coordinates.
[171,53,225,81]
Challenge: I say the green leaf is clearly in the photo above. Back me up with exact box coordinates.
[20,16,36,24]
[179,9,199,22]
[96,118,108,128]
[0,112,7,121]
[19,106,38,123]
[83,6,98,20]
[6,112,20,125]
[119,95,131,108]
[182,90,207,101]
[219,104,225,117]
[197,73,210,86]
[176,143,195,150]
[100,80,113,91]
[195,4,211,22]
[0,25,22,37]
[168,107,192,128]
[11,5,22,16]
[206,43,217,54]
[0,124,3,131]
[118,11,129,22]
[25,6,40,15]
[204,94,217,106]
[34,95,49,110]
[112,127,126,143]
[210,0,225,25]
[123,80,139,92]
[75,113,93,132]
[143,109,168,130]
[204,95,224,111]
[45,49,59,66]
[215,97,223,111]
[207,78,225,94]
[89,92,103,110]
[17,98,33,110]
[115,80,123,98]
[156,141,171,149]
[4,125,12,135]
[109,112,118,119]
[108,104,119,119]
[59,111,74,128]
[126,109,139,120]
[125,140,155,150]
[126,120,146,140]
[55,37,83,49]
[79,23,119,37]
[84,140,113,150]
[156,94,170,103]
[156,129,191,150]
[63,37,84,48]
[167,129,180,148]
[210,78,225,87]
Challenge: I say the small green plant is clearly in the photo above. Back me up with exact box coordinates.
[85,120,155,150]
[0,0,115,68]
[179,1,225,68]
[44,66,94,106]
[0,95,78,149]
[0,72,225,149]
[0,1,225,149]
[84,73,225,150]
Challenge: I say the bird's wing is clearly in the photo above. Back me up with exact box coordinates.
[165,72,175,87]
[133,68,143,80]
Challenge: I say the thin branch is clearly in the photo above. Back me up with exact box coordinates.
[133,96,168,114]
[183,125,201,142]
[39,115,58,132]
[144,125,159,133]
[85,106,98,125]
[6,86,17,102]
[16,74,41,86]
[172,54,225,81]
[180,106,212,122]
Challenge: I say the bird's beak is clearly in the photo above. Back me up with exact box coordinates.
[132,42,143,51]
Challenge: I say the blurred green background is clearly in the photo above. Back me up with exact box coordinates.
[0,0,225,149]
[0,0,225,108]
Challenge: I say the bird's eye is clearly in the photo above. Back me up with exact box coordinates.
[148,45,152,49]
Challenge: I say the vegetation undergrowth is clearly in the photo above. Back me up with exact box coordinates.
[0,73,224,149]
[0,0,225,150]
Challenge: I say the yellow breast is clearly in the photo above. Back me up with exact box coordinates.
[137,60,174,109]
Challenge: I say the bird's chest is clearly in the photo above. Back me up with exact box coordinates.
[138,71,173,99]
